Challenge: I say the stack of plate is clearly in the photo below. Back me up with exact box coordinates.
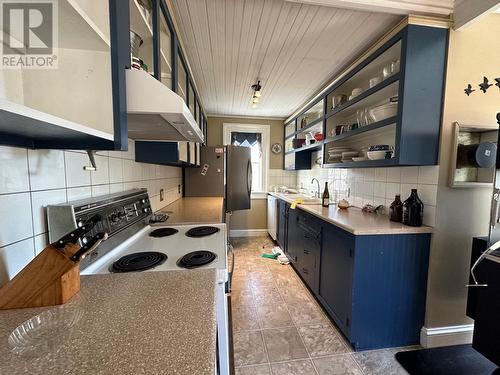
[327,147,353,163]
[341,151,359,162]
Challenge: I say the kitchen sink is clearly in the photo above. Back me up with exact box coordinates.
[275,193,321,205]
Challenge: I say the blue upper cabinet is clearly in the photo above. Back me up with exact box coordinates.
[285,22,448,170]
[0,0,207,152]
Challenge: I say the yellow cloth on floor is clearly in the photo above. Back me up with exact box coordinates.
[290,199,304,209]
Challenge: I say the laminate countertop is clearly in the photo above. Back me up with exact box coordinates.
[269,192,433,235]
[156,197,224,225]
[0,269,218,375]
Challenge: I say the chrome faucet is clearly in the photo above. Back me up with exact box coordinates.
[311,178,320,198]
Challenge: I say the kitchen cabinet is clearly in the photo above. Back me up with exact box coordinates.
[319,224,354,334]
[293,210,322,293]
[275,197,431,350]
[0,0,208,154]
[276,200,289,252]
[283,23,448,169]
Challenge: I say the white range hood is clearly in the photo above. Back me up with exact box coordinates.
[125,69,204,143]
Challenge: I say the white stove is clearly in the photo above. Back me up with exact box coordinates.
[81,223,227,280]
[47,190,231,375]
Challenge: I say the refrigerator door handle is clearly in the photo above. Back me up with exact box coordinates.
[247,160,252,197]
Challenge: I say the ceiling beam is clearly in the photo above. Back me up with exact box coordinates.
[284,0,453,16]
[453,0,500,30]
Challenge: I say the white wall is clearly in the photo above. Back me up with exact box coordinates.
[0,140,182,287]
[424,14,500,330]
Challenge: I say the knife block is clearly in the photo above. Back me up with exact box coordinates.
[0,243,81,310]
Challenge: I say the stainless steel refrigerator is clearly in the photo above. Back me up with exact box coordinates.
[185,145,252,212]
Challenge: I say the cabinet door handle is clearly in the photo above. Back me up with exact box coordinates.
[294,256,298,262]
[303,249,310,255]
[302,268,309,274]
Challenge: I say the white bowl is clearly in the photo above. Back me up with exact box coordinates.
[369,102,397,122]
[367,150,393,160]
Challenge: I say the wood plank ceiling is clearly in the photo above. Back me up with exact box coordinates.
[170,0,402,118]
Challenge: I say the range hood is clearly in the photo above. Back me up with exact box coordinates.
[125,69,204,143]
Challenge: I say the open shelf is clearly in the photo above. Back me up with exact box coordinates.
[326,116,397,143]
[0,99,114,149]
[295,117,324,136]
[327,73,400,119]
[323,157,397,169]
[130,0,172,73]
[286,140,324,155]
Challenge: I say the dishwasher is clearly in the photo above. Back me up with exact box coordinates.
[267,195,277,240]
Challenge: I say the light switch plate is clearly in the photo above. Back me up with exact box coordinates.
[160,189,164,201]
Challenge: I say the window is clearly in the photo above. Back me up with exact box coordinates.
[223,123,270,198]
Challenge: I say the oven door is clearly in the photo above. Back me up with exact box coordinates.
[216,281,232,375]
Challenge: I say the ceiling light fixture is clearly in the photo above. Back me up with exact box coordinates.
[251,80,262,108]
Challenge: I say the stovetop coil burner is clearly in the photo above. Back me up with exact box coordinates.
[150,228,179,238]
[110,252,167,273]
[177,251,217,269]
[186,226,220,238]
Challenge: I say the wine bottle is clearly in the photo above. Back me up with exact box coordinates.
[389,195,403,222]
[322,182,330,207]
[402,189,424,227]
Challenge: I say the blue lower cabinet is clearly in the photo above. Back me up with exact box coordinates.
[318,223,431,350]
[318,224,354,336]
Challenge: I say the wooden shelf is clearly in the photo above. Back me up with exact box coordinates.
[326,73,400,119]
[325,116,397,143]
[0,99,114,149]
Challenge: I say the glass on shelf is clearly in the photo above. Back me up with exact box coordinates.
[326,40,401,113]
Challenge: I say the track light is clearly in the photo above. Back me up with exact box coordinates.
[250,80,262,108]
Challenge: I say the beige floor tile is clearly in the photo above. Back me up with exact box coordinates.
[353,349,408,375]
[298,324,350,357]
[262,327,309,362]
[313,354,364,375]
[287,300,328,326]
[232,305,260,332]
[256,303,293,329]
[270,360,317,375]
[232,290,255,308]
[233,331,268,367]
[235,364,271,375]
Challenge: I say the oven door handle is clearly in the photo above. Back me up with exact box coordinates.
[227,240,234,291]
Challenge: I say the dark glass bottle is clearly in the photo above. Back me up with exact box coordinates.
[402,189,424,227]
[389,194,403,222]
[322,182,330,207]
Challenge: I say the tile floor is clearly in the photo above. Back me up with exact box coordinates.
[230,236,411,375]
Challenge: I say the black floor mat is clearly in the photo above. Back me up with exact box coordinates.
[395,345,499,375]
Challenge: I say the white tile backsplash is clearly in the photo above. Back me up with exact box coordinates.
[0,239,35,287]
[28,149,66,190]
[65,152,91,188]
[297,161,439,227]
[0,193,33,247]
[31,189,67,235]
[0,146,29,194]
[0,140,182,287]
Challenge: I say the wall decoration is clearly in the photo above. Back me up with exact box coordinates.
[464,84,475,96]
[495,78,500,89]
[479,76,493,93]
[271,143,283,154]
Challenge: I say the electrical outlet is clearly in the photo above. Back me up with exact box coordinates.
[178,184,181,194]
[160,189,164,201]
